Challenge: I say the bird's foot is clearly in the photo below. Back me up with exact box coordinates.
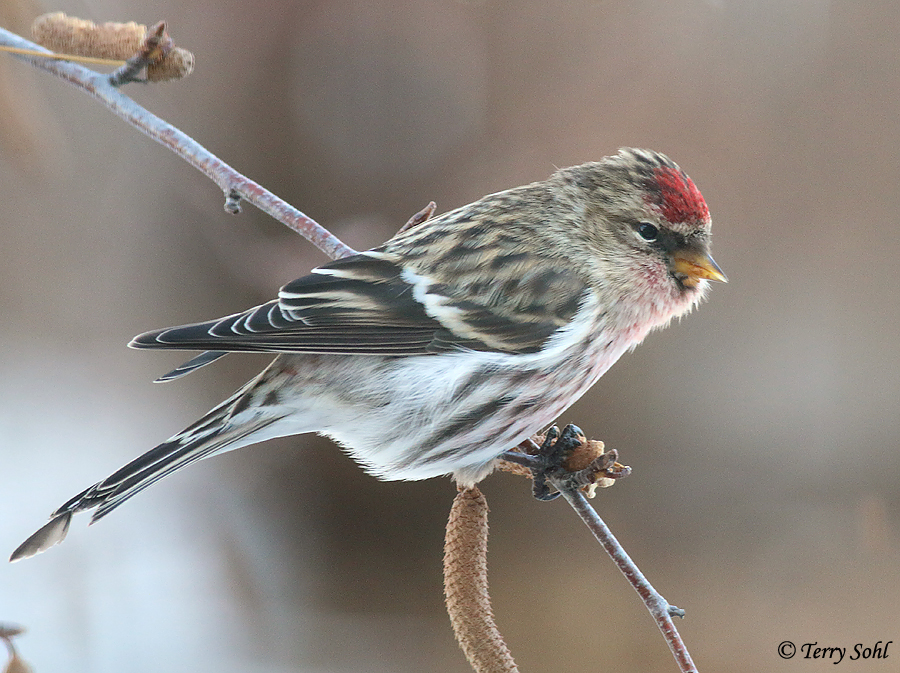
[508,424,631,500]
[530,424,586,500]
[497,424,631,498]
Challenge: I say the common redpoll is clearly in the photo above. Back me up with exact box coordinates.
[11,148,725,561]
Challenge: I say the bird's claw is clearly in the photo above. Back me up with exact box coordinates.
[530,424,586,501]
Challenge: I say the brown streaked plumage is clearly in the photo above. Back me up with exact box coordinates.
[11,148,725,562]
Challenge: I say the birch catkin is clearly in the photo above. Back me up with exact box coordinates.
[444,486,519,673]
[31,12,193,81]
[32,12,145,60]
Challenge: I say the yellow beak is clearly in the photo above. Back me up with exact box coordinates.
[672,250,727,287]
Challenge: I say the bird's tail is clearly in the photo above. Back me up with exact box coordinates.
[10,378,281,562]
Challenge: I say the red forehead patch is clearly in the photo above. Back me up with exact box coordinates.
[653,166,709,225]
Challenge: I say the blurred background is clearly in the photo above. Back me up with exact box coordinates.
[2,0,899,670]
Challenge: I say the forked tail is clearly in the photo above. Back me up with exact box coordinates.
[10,381,279,561]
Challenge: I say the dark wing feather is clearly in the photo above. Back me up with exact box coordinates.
[154,351,229,382]
[131,241,587,356]
[131,253,444,355]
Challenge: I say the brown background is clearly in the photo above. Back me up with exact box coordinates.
[2,0,899,671]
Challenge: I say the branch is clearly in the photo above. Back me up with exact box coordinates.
[554,486,697,673]
[500,429,698,673]
[0,25,356,262]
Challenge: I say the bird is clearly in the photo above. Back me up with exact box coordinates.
[10,148,725,561]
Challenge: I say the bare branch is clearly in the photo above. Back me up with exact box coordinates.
[0,25,356,262]
[502,428,698,672]
[555,486,698,673]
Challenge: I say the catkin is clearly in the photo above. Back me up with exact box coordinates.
[444,487,519,673]
[147,47,194,82]
[33,12,145,60]
[31,12,193,81]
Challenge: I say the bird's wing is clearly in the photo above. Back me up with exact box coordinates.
[130,248,587,356]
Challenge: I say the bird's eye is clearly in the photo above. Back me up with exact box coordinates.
[636,222,659,241]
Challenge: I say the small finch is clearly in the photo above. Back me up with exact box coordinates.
[11,148,725,561]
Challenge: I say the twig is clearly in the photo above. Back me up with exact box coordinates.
[107,21,170,87]
[396,201,436,234]
[554,486,696,673]
[0,25,356,262]
[504,430,697,672]
[0,45,124,66]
